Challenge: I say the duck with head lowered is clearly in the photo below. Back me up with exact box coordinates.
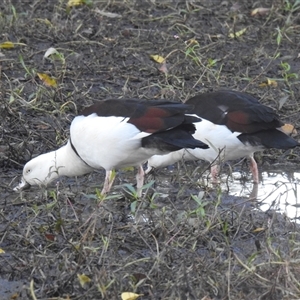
[147,90,299,182]
[14,98,209,196]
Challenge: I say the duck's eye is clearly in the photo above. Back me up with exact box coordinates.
[26,169,31,174]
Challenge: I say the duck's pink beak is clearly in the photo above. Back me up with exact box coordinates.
[13,177,31,192]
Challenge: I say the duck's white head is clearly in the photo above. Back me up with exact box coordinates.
[14,151,65,191]
[14,141,93,192]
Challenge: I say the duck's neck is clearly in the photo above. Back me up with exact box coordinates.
[54,140,93,178]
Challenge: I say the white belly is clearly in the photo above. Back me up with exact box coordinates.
[191,119,262,161]
[70,114,156,170]
[147,118,263,170]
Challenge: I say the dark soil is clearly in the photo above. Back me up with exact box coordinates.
[1,0,300,299]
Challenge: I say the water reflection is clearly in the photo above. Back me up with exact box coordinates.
[224,171,300,222]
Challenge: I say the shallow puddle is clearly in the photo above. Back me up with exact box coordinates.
[220,170,300,222]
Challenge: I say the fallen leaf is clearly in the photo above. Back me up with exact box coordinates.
[281,124,297,136]
[35,124,50,130]
[37,73,57,87]
[74,243,81,250]
[10,293,19,300]
[251,7,270,16]
[35,18,52,26]
[94,8,122,18]
[158,61,168,74]
[44,233,56,241]
[259,78,278,87]
[185,38,199,47]
[0,41,15,49]
[44,47,59,59]
[103,37,116,42]
[278,95,289,110]
[253,227,265,233]
[0,248,5,254]
[228,28,247,38]
[150,54,165,64]
[121,292,143,300]
[67,0,84,7]
[77,274,91,288]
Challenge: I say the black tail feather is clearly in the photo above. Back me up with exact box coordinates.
[142,126,209,153]
[238,129,299,149]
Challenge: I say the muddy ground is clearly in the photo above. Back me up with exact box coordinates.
[1,0,300,299]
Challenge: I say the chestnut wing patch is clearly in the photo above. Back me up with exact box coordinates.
[186,91,283,133]
[80,99,199,134]
[128,107,185,133]
[226,110,256,133]
[226,108,283,133]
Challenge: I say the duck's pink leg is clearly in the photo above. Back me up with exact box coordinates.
[249,183,258,200]
[136,165,145,197]
[210,164,219,183]
[101,170,116,195]
[249,155,259,183]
